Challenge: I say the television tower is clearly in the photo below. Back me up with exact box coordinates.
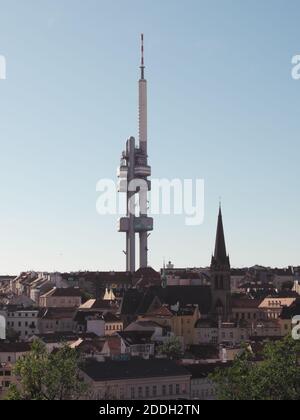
[118,35,153,273]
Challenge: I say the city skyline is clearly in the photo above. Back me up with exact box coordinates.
[0,0,300,273]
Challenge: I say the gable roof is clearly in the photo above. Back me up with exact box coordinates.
[81,359,190,382]
[40,288,82,298]
[39,307,76,320]
[118,330,154,346]
[231,298,262,309]
[147,305,173,317]
[121,286,212,316]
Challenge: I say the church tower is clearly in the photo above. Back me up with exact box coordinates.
[210,205,232,320]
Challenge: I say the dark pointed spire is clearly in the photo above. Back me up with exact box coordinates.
[140,33,145,80]
[211,204,230,268]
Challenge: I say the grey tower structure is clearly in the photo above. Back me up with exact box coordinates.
[118,35,153,273]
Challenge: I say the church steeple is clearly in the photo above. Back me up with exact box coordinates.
[211,204,230,269]
[210,203,232,320]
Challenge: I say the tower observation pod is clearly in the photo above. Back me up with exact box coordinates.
[117,35,153,273]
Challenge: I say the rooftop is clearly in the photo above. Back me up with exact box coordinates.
[40,287,82,298]
[0,342,31,353]
[81,359,191,382]
[39,307,77,320]
[118,330,154,345]
[185,362,231,379]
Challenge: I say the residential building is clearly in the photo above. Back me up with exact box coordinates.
[38,307,77,334]
[259,297,296,320]
[0,342,31,364]
[104,313,123,336]
[39,287,82,308]
[279,299,300,336]
[250,319,283,338]
[0,306,39,340]
[0,363,17,399]
[194,320,249,346]
[80,359,191,400]
[118,331,155,358]
[232,298,263,322]
[186,363,229,400]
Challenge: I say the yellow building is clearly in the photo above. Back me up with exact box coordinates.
[140,304,200,347]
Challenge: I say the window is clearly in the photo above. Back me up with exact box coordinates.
[138,387,143,398]
[152,386,157,397]
[169,384,173,395]
[131,388,135,399]
[162,385,166,396]
[176,384,180,395]
[145,387,150,398]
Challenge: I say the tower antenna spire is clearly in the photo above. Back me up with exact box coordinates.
[140,33,145,79]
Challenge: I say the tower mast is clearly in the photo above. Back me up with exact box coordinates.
[139,33,148,156]
[118,35,153,272]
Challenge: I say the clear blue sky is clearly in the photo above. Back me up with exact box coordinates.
[0,0,299,274]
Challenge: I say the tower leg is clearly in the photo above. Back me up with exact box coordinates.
[140,232,148,268]
[126,232,136,273]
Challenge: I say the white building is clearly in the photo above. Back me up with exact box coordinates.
[195,320,249,346]
[186,363,228,401]
[0,306,39,341]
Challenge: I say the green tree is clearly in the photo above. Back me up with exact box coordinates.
[158,336,182,359]
[211,336,300,400]
[6,340,88,400]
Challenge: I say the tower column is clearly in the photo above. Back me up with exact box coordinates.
[126,137,136,273]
